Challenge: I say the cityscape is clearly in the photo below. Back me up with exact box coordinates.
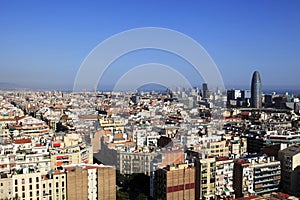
[1,1,300,200]
[0,71,300,200]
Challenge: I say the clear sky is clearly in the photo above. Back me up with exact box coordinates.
[0,0,299,91]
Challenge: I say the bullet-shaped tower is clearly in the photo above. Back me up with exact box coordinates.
[251,71,262,108]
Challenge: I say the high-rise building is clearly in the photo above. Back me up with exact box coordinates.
[227,89,251,108]
[202,83,209,99]
[251,71,262,108]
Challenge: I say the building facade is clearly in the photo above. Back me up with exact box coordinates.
[278,145,300,196]
[65,164,116,200]
[155,164,195,200]
[251,71,262,108]
[234,156,281,198]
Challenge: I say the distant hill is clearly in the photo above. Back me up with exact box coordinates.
[0,82,22,90]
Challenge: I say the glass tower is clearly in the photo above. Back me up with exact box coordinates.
[251,71,262,108]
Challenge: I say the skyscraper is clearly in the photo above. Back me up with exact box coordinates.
[202,83,208,99]
[251,71,262,108]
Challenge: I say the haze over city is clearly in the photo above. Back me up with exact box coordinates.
[1,0,300,91]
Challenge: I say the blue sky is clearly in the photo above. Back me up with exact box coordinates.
[0,0,299,90]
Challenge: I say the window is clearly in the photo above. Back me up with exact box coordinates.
[15,180,17,185]
[29,192,32,197]
[29,178,32,183]
[22,186,25,191]
[62,182,64,187]
[36,177,39,182]
[15,187,18,192]
[56,182,59,187]
[36,184,39,189]
[43,184,45,189]
[29,185,32,190]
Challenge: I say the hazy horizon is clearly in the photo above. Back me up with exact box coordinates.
[1,1,300,91]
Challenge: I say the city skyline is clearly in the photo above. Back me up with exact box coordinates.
[1,1,300,91]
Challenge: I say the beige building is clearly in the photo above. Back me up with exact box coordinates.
[199,157,216,199]
[65,164,116,200]
[12,172,42,200]
[228,136,247,157]
[41,170,67,200]
[207,140,230,157]
[278,145,300,196]
[0,164,116,200]
[0,174,12,199]
[155,164,195,200]
[8,169,66,200]
[50,133,93,169]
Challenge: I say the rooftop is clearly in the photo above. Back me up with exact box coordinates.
[280,144,300,156]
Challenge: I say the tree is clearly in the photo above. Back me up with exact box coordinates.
[117,191,129,200]
[136,193,148,200]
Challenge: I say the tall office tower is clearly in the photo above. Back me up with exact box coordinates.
[202,83,208,99]
[251,71,262,108]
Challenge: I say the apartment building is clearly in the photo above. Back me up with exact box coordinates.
[198,157,216,199]
[155,164,195,200]
[234,156,281,198]
[215,157,235,199]
[0,173,12,199]
[117,151,157,175]
[278,145,300,195]
[50,133,93,169]
[12,171,43,200]
[0,139,51,174]
[41,170,67,200]
[65,164,116,200]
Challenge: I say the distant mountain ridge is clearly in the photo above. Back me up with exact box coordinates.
[0,82,22,90]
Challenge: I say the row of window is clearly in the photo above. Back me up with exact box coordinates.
[15,177,39,185]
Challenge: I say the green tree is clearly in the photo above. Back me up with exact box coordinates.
[117,191,130,200]
[136,193,148,200]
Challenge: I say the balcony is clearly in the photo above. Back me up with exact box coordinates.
[255,172,280,179]
[256,187,278,194]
